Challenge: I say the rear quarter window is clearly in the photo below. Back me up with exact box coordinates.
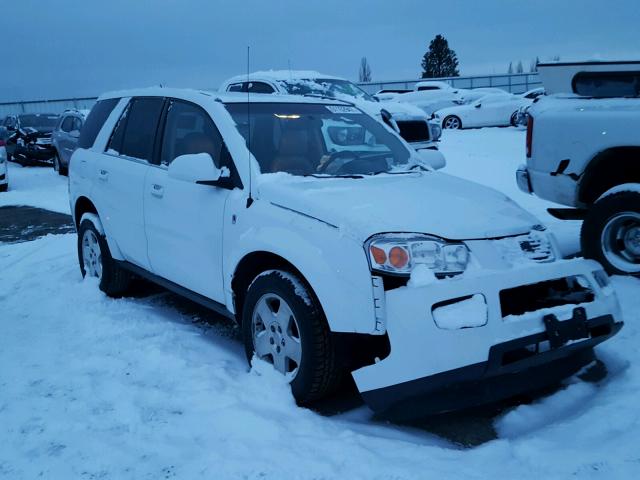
[573,71,640,97]
[78,98,120,149]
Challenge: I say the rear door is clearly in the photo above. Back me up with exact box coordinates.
[92,97,164,270]
[144,99,233,302]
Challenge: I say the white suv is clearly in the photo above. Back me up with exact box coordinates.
[69,87,622,418]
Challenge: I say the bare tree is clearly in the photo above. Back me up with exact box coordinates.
[359,57,372,83]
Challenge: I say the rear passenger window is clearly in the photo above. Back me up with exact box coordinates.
[227,83,244,92]
[108,97,164,161]
[160,100,222,167]
[78,98,120,149]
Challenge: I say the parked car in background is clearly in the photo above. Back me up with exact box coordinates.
[51,109,87,175]
[517,60,640,275]
[435,90,539,129]
[3,113,58,164]
[70,87,623,419]
[219,71,444,163]
[0,141,8,192]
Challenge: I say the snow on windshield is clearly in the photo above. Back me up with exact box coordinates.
[225,102,411,177]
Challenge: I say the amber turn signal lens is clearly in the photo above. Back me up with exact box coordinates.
[370,245,387,265]
[389,246,409,268]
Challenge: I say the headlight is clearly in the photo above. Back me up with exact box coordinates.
[366,234,469,276]
[430,123,442,141]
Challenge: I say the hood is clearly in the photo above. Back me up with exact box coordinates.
[257,172,539,242]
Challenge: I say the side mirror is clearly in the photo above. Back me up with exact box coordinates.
[416,149,446,170]
[474,103,482,109]
[69,130,81,138]
[168,153,232,187]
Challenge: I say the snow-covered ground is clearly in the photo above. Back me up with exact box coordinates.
[1,130,639,479]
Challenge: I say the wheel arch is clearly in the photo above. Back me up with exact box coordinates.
[231,250,321,327]
[579,146,640,205]
[74,196,98,229]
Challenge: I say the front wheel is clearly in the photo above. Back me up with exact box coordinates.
[242,270,341,404]
[442,115,462,129]
[581,191,640,276]
[77,219,132,296]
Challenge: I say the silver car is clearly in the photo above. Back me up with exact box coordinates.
[51,109,86,175]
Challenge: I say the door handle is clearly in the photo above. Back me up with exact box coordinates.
[98,169,109,181]
[150,183,164,198]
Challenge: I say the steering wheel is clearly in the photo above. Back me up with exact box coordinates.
[317,151,361,174]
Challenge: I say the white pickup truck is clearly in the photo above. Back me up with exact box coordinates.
[517,61,640,275]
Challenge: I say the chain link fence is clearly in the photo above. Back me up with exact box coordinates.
[0,73,542,117]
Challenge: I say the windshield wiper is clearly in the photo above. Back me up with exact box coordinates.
[306,173,364,179]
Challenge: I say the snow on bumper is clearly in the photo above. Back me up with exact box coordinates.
[352,258,623,416]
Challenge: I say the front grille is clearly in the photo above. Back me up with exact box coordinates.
[396,120,430,143]
[500,275,594,318]
[493,231,555,264]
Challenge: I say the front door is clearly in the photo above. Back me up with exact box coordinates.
[144,99,231,302]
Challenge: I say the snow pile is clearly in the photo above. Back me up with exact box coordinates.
[407,263,437,287]
[432,294,488,329]
[0,162,70,214]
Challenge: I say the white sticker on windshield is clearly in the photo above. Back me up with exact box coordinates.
[325,105,360,114]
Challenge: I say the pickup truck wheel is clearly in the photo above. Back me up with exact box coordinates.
[581,191,640,276]
[77,219,132,296]
[242,270,340,404]
[442,115,461,129]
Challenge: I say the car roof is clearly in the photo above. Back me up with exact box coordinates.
[221,70,344,87]
[97,86,354,106]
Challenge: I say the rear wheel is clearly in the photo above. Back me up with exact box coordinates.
[442,115,462,129]
[581,191,640,276]
[77,219,132,296]
[242,270,341,404]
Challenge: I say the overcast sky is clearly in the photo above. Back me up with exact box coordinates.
[2,0,639,102]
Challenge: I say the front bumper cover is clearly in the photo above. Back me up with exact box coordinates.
[362,311,621,420]
[352,258,623,419]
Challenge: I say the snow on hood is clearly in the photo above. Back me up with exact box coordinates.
[257,172,539,241]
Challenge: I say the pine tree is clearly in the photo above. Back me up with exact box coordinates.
[508,62,514,74]
[359,57,372,83]
[421,35,459,78]
[516,60,524,74]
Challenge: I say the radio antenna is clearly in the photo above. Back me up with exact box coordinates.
[246,45,254,208]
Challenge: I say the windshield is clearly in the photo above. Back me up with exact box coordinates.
[279,78,373,101]
[225,102,412,177]
[19,114,59,130]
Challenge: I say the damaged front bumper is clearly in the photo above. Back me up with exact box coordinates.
[352,258,623,419]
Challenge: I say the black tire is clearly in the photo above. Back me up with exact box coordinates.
[581,191,640,276]
[242,270,341,404]
[510,112,518,126]
[0,183,7,192]
[77,219,132,296]
[442,115,462,129]
[53,152,63,175]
